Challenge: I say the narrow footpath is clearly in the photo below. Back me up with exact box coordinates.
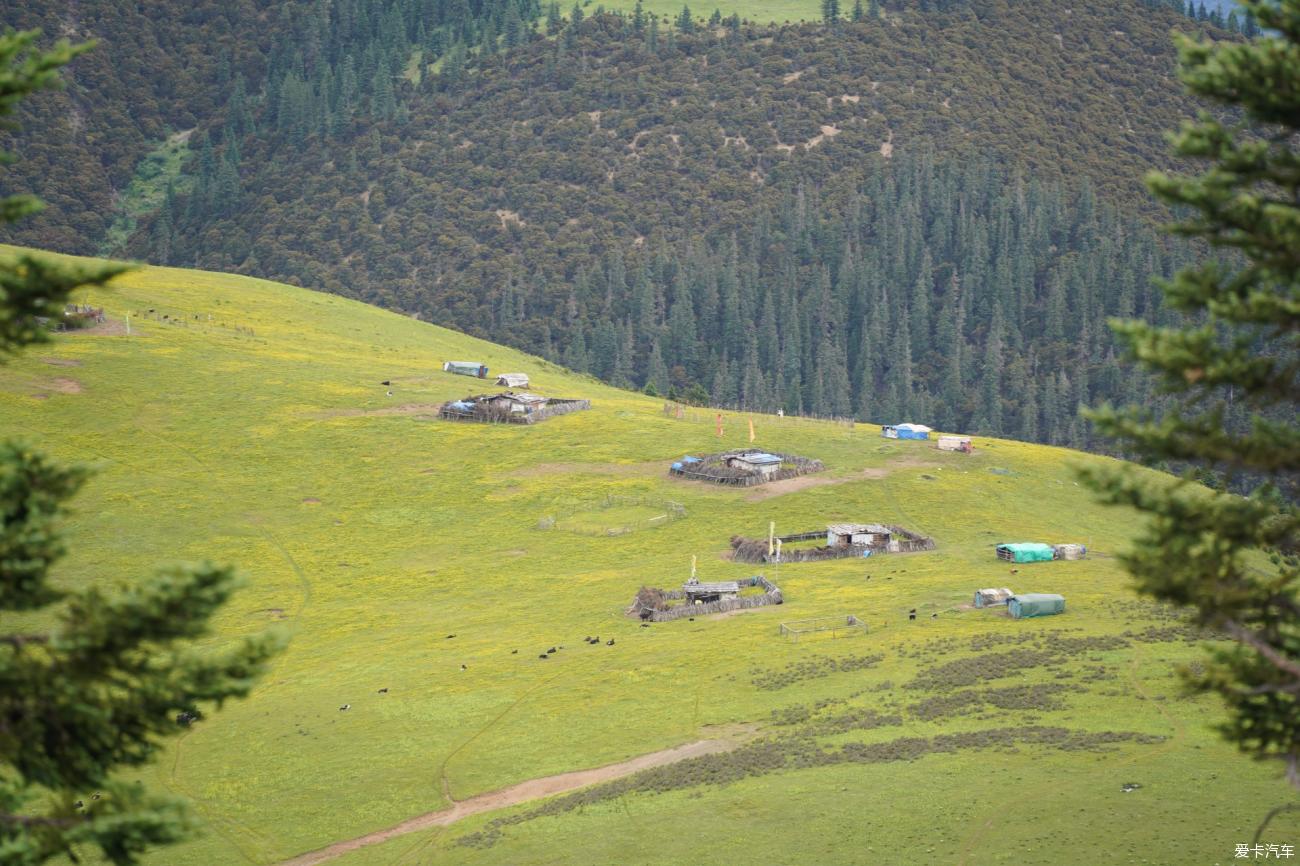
[278,737,740,866]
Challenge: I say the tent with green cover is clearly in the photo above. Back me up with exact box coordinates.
[996,542,1056,563]
[1007,593,1065,618]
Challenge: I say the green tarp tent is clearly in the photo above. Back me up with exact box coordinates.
[1008,593,1065,618]
[996,542,1056,563]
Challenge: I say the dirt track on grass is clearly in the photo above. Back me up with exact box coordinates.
[277,737,744,865]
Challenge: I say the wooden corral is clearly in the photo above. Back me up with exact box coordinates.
[439,392,590,425]
[730,524,935,564]
[626,575,784,622]
[779,615,866,642]
[669,450,824,487]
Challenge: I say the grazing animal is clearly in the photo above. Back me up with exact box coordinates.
[1011,568,1020,574]
[547,647,556,654]
[591,637,599,644]
[538,654,548,659]
[381,380,391,386]
[460,664,467,671]
[377,688,389,694]
[73,801,83,810]
[339,704,350,711]
[446,634,456,639]
[688,617,694,621]
[91,793,100,801]
[908,613,916,621]
[909,608,917,614]
[640,623,650,628]
[931,613,938,619]
[511,649,518,654]
[606,639,615,646]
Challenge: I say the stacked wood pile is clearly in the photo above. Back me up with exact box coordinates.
[668,452,824,487]
[625,576,784,622]
[730,524,935,564]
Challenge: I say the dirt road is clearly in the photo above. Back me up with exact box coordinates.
[278,737,741,865]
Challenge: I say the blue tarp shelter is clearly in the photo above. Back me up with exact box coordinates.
[882,423,932,440]
[443,361,488,378]
[996,543,1056,563]
[1008,593,1066,618]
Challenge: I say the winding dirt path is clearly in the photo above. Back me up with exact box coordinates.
[278,737,741,866]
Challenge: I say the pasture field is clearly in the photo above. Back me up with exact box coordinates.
[1,246,1294,865]
[587,0,822,25]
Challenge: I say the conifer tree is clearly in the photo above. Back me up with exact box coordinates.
[1082,0,1300,789]
[677,5,695,33]
[0,30,282,863]
[974,303,1004,433]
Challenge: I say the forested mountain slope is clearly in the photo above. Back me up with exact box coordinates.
[0,0,286,250]
[3,0,1238,446]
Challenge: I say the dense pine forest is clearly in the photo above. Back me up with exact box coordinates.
[2,0,1243,447]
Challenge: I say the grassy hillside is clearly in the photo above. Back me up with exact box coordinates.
[2,247,1294,865]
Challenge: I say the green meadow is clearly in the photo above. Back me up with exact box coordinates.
[586,0,823,25]
[1,246,1294,865]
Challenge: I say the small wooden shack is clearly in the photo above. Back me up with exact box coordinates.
[826,523,892,548]
[937,435,973,453]
[683,578,740,604]
[724,451,783,477]
[443,361,488,378]
[495,373,529,388]
[483,391,548,414]
[974,587,1015,608]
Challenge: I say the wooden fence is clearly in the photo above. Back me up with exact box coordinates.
[779,614,866,642]
[730,525,935,564]
[668,452,825,487]
[626,576,784,622]
[439,398,591,425]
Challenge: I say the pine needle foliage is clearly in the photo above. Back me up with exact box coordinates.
[1082,0,1300,788]
[0,30,282,864]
